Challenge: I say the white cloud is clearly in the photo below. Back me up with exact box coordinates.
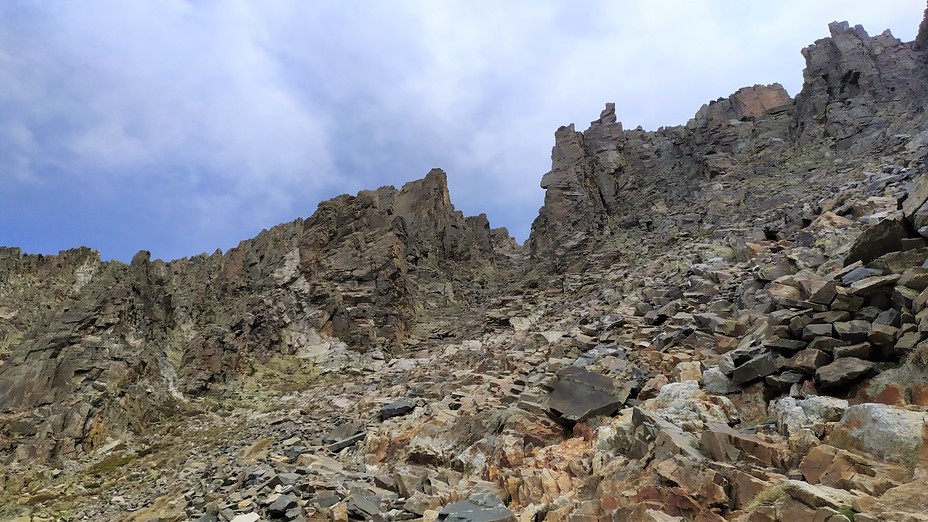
[0,0,924,259]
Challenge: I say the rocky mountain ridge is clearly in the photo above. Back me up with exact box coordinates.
[3,8,928,522]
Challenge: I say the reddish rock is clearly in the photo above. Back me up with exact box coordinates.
[912,382,928,406]
[871,383,907,406]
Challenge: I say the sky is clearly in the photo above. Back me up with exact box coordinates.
[1,1,924,262]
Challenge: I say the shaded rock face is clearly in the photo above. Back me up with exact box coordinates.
[0,168,515,461]
[528,84,796,265]
[529,19,928,267]
[794,22,928,151]
[299,169,510,346]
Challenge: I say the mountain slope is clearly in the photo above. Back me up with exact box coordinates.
[3,9,928,522]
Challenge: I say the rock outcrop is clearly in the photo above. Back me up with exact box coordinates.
[0,168,516,463]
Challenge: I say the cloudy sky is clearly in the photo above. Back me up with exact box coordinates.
[1,1,923,262]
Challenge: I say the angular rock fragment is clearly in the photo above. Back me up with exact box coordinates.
[381,398,417,421]
[547,367,629,423]
[832,342,870,359]
[327,431,366,452]
[802,323,833,341]
[844,218,907,266]
[828,403,928,464]
[731,353,784,386]
[814,357,875,390]
[437,493,515,522]
[832,320,870,343]
[848,274,900,295]
[786,349,831,374]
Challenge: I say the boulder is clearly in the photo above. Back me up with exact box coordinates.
[547,367,629,423]
[731,353,784,385]
[437,493,515,522]
[381,399,417,421]
[815,357,875,390]
[844,219,907,266]
[828,403,928,464]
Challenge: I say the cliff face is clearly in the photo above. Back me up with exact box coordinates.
[529,20,928,266]
[528,85,795,265]
[0,168,515,461]
[794,21,928,150]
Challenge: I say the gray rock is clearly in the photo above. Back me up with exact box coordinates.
[547,366,629,423]
[702,367,740,395]
[268,494,298,516]
[815,357,875,390]
[766,370,806,392]
[833,320,871,343]
[802,323,833,341]
[849,274,901,295]
[764,337,808,353]
[323,422,364,444]
[437,493,515,522]
[731,353,784,386]
[844,219,907,267]
[841,266,883,285]
[381,398,417,421]
[327,431,366,452]
[829,403,928,464]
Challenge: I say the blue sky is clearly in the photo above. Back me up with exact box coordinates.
[1,1,923,262]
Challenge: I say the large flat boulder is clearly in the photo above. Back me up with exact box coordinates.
[814,357,875,391]
[828,403,928,464]
[437,493,515,522]
[547,367,629,423]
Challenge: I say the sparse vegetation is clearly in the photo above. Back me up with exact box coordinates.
[838,505,856,521]
[902,442,923,472]
[747,485,786,511]
[86,453,138,476]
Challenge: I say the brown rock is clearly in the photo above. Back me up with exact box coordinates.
[815,357,875,391]
[638,374,670,400]
[844,219,907,267]
[899,267,928,291]
[912,383,928,406]
[807,336,845,353]
[833,342,871,359]
[768,282,804,306]
[831,288,865,312]
[871,383,907,406]
[808,281,838,305]
[894,331,923,353]
[913,286,928,313]
[701,423,790,468]
[849,274,901,295]
[800,444,908,496]
[786,349,832,374]
[868,323,898,347]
